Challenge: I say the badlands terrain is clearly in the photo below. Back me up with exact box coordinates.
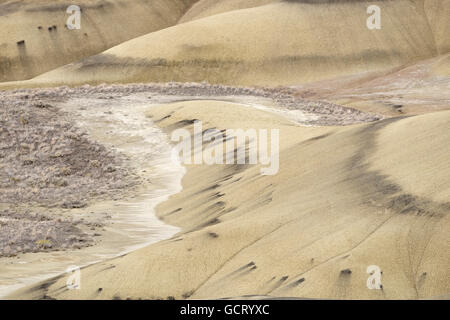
[0,0,449,299]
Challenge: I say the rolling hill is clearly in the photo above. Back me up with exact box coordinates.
[4,0,446,88]
[0,0,197,82]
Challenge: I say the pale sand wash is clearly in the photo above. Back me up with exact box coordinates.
[0,89,185,298]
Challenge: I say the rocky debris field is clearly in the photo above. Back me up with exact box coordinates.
[1,82,382,126]
[0,210,94,257]
[0,90,141,257]
[0,99,138,207]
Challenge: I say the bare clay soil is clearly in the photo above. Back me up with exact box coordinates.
[0,82,381,258]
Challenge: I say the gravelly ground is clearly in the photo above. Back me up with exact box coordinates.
[0,101,138,207]
[0,90,141,257]
[1,82,382,125]
[0,82,382,257]
[0,210,94,257]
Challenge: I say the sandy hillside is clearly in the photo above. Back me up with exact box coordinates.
[434,53,450,76]
[2,0,448,88]
[291,52,450,117]
[178,0,280,23]
[9,100,449,300]
[0,0,197,82]
[424,0,450,54]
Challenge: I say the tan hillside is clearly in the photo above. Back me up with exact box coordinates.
[178,0,280,23]
[290,52,450,117]
[424,0,450,54]
[434,53,450,76]
[12,0,447,88]
[0,0,197,82]
[9,101,450,300]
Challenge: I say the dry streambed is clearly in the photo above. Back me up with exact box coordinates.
[0,86,185,296]
[0,83,380,297]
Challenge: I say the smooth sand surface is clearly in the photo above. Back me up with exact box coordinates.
[425,0,450,54]
[434,54,450,76]
[178,0,280,23]
[8,100,449,300]
[3,0,448,88]
[0,0,197,82]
